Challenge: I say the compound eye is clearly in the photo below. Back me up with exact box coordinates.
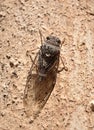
[46,36,50,40]
[57,39,61,44]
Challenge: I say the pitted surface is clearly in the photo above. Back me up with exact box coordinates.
[0,0,94,130]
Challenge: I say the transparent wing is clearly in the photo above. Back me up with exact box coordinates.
[23,58,58,119]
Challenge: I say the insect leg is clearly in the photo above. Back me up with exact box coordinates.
[61,38,65,47]
[57,56,68,73]
[30,52,39,71]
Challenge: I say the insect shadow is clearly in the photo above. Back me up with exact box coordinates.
[23,33,68,119]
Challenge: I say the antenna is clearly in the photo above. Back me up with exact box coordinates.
[39,29,43,45]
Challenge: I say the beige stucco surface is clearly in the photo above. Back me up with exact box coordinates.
[0,0,94,130]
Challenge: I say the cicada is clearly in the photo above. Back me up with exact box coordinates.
[23,35,67,119]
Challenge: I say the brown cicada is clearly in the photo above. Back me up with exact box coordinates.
[23,35,67,119]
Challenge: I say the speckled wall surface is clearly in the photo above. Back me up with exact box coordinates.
[0,0,94,130]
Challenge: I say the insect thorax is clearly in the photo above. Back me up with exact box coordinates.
[38,36,61,77]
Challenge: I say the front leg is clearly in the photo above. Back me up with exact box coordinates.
[26,50,39,71]
[57,56,68,73]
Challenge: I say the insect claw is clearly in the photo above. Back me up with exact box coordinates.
[64,66,68,71]
[61,38,65,47]
[57,66,68,73]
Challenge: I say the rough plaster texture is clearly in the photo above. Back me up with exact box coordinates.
[0,0,94,130]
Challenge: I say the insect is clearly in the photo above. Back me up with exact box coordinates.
[23,35,68,119]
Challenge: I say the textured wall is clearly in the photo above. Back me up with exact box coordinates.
[0,0,94,130]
